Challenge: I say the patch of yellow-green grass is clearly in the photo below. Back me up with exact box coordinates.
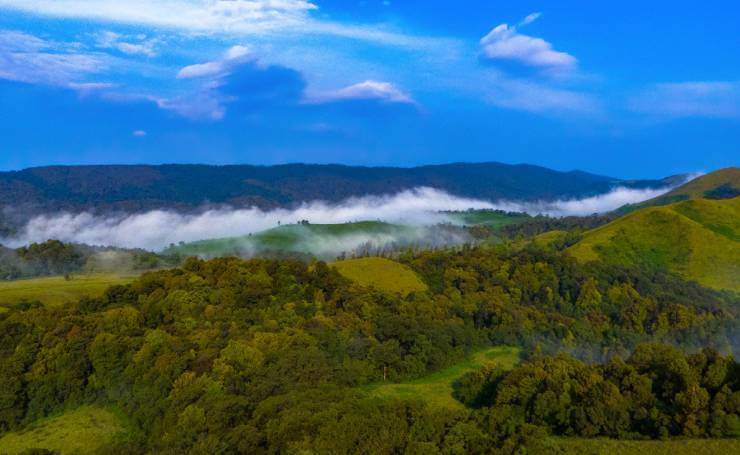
[0,406,126,454]
[551,437,740,455]
[0,274,137,308]
[533,230,568,246]
[364,346,520,410]
[568,198,740,291]
[331,257,428,296]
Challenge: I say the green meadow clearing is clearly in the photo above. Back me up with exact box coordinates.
[0,406,126,454]
[363,346,520,410]
[0,274,137,308]
[551,437,740,454]
[331,257,428,296]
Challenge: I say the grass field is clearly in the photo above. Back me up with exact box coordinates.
[331,257,428,296]
[447,210,530,229]
[0,406,126,454]
[363,346,520,410]
[569,197,740,291]
[0,274,136,308]
[551,437,740,454]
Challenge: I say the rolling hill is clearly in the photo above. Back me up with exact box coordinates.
[617,167,739,213]
[163,221,470,259]
[568,197,740,291]
[0,162,672,218]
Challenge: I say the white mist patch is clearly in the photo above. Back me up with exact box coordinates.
[492,186,675,217]
[3,188,494,251]
[2,184,676,251]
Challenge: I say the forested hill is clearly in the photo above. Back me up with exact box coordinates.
[0,162,671,213]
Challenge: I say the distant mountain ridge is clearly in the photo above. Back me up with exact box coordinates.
[0,162,672,216]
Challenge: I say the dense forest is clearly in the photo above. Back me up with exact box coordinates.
[0,244,737,453]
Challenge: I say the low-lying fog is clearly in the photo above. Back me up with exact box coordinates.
[1,184,676,251]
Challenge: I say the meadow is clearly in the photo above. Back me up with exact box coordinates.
[363,346,520,410]
[0,406,126,454]
[0,273,137,308]
[331,257,428,296]
[551,437,740,454]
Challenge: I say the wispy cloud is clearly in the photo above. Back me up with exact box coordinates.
[305,80,414,104]
[0,0,442,50]
[480,13,576,72]
[485,74,600,115]
[177,45,251,79]
[95,31,159,57]
[631,81,740,119]
[0,30,111,86]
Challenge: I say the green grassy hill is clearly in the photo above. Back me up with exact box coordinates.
[164,221,423,259]
[619,167,739,213]
[331,257,428,296]
[568,197,740,291]
[0,273,137,308]
[0,406,126,454]
[446,210,530,228]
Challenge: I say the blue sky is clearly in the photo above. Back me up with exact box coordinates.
[0,1,738,178]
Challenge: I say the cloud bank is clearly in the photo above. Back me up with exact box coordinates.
[1,184,678,252]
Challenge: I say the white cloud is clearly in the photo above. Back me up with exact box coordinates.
[305,80,414,104]
[480,13,576,71]
[177,45,251,79]
[95,31,158,57]
[2,184,677,251]
[132,130,147,137]
[631,81,740,119]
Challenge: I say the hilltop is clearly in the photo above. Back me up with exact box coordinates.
[617,167,739,213]
[568,197,740,291]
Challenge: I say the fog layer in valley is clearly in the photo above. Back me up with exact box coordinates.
[1,185,676,251]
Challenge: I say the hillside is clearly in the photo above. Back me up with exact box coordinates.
[569,197,740,291]
[0,162,671,218]
[163,221,479,259]
[331,257,428,296]
[618,167,739,213]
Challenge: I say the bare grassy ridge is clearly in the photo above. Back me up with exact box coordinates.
[568,197,740,291]
[331,257,429,296]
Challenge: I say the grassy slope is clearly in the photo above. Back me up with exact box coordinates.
[0,274,136,308]
[568,198,740,291]
[165,221,414,258]
[331,257,428,296]
[620,167,740,213]
[448,210,530,228]
[552,437,740,454]
[0,406,126,454]
[363,346,520,410]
